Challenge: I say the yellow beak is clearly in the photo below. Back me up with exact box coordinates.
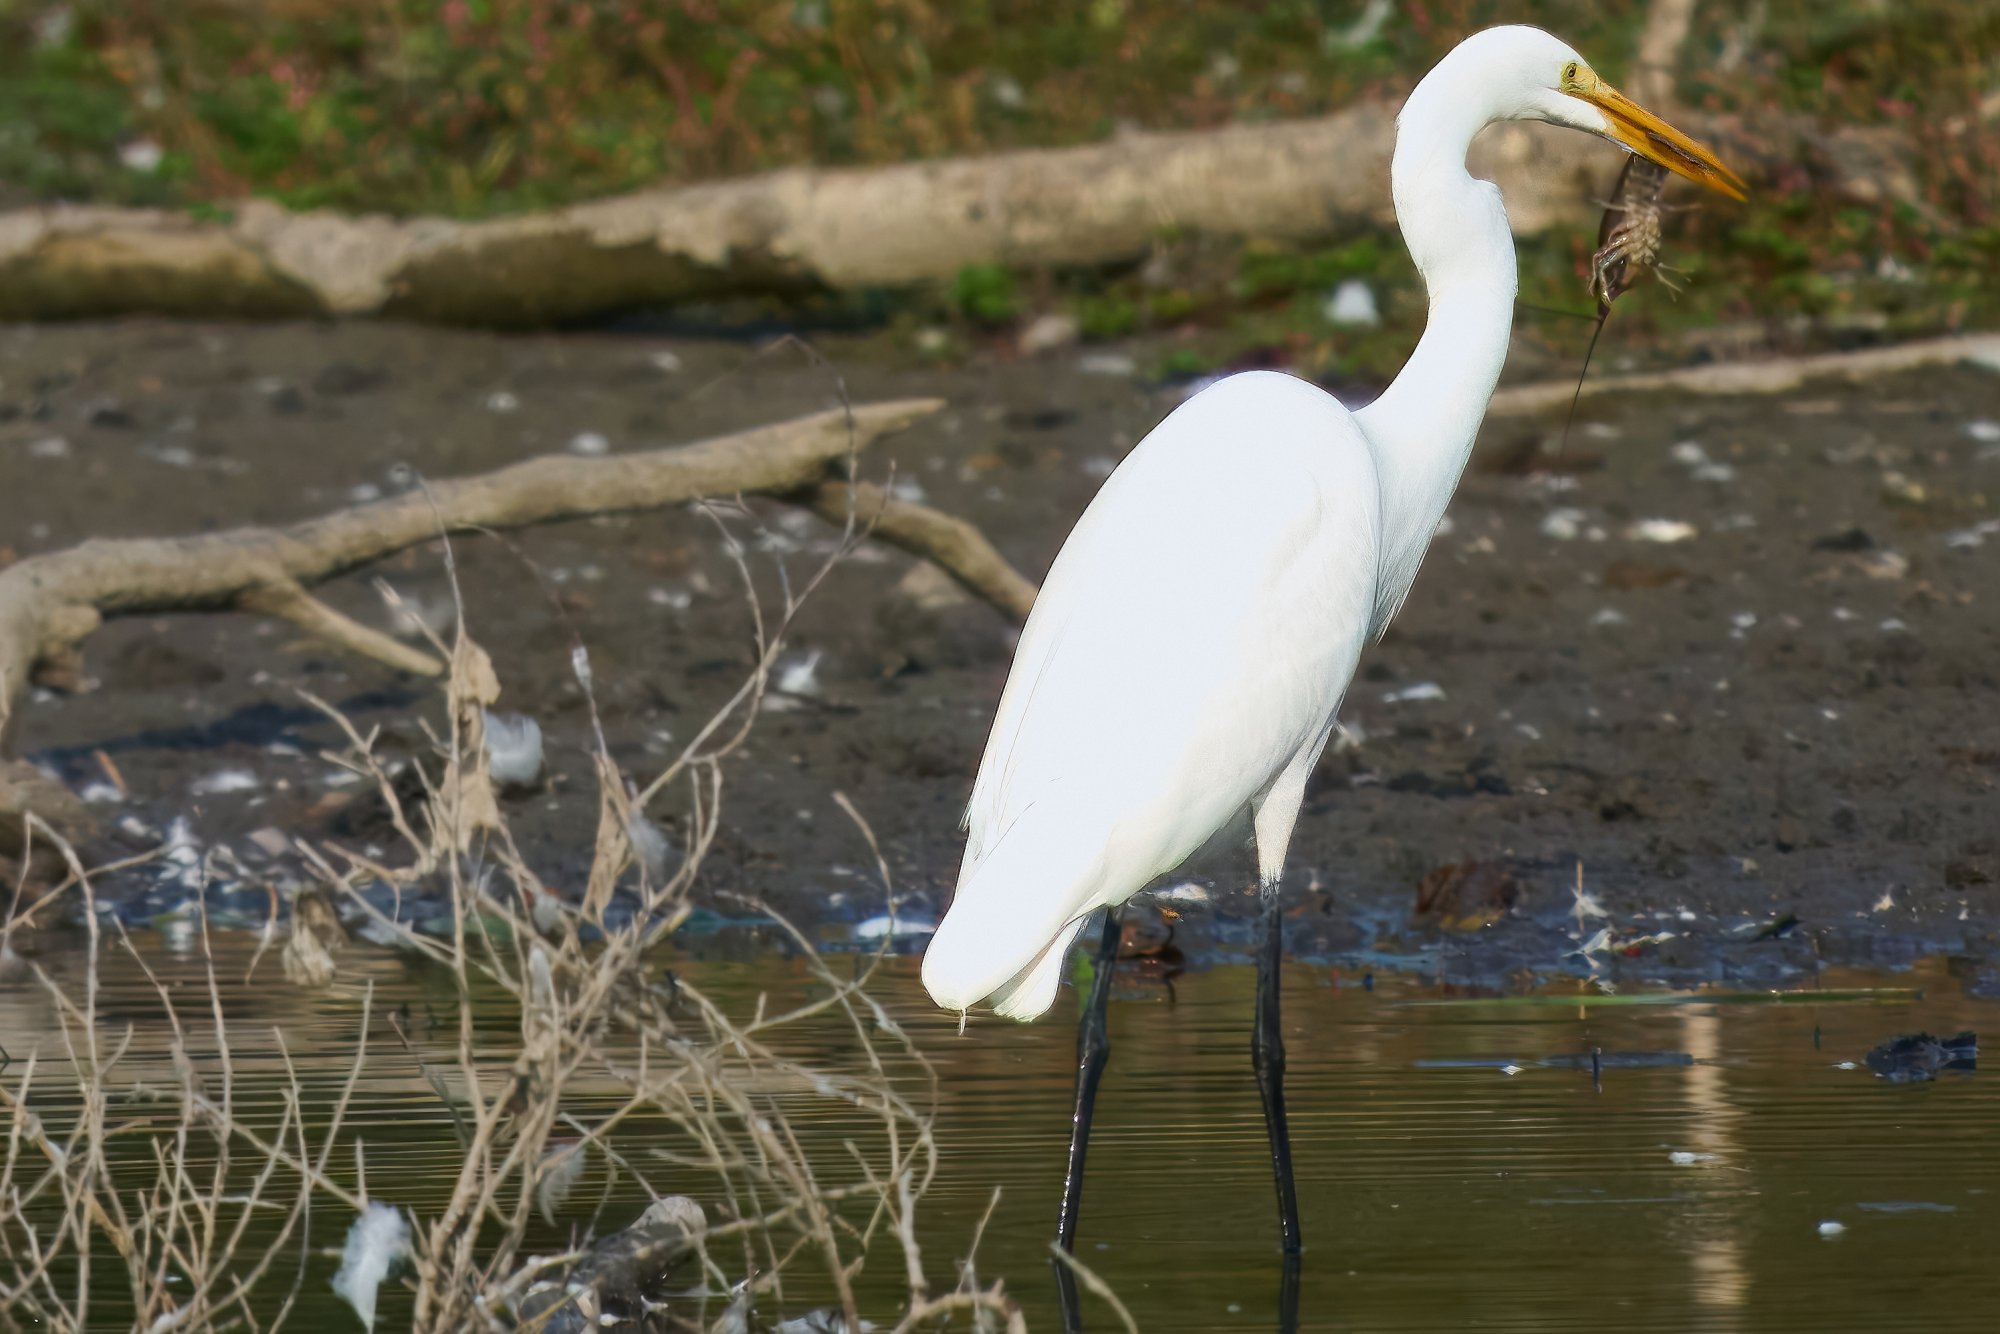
[1577,83,1748,201]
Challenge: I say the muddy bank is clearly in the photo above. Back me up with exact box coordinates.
[3,319,1998,990]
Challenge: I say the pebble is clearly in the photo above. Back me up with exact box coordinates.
[1625,518,1698,544]
[1818,1220,1846,1238]
[119,138,165,173]
[852,913,939,942]
[482,711,545,788]
[1381,681,1446,704]
[648,586,694,611]
[1944,519,2000,549]
[1540,508,1586,541]
[190,768,260,796]
[568,431,610,456]
[1016,312,1080,356]
[1078,352,1138,377]
[1323,279,1381,328]
[1669,441,1709,466]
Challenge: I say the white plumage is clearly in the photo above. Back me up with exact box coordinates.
[929,373,1378,1017]
[921,25,1746,1024]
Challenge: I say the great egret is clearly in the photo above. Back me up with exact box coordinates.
[920,25,1744,1257]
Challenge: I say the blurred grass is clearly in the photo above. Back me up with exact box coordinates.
[0,0,1994,360]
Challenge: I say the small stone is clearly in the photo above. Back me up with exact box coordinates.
[567,431,611,456]
[1540,507,1586,540]
[1323,279,1381,328]
[1625,518,1698,544]
[1017,312,1081,356]
[118,139,164,173]
[1668,440,1709,466]
[1078,352,1137,376]
[1856,550,1908,580]
[482,711,545,788]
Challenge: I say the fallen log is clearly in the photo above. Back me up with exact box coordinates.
[0,103,1925,328]
[0,399,1039,745]
[1487,332,2000,417]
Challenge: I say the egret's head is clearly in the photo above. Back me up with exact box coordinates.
[1487,27,1746,200]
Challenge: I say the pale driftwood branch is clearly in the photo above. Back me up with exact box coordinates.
[1488,332,2000,418]
[0,104,1929,327]
[237,579,443,677]
[0,398,1047,745]
[804,480,1040,621]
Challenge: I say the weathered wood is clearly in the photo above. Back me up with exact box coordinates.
[0,104,1917,328]
[0,400,1042,746]
[1487,333,2000,417]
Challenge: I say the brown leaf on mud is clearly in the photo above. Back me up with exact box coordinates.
[1414,861,1525,931]
[282,891,347,988]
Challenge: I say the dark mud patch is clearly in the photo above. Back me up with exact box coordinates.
[4,320,1999,991]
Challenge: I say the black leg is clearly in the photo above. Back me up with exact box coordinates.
[1253,884,1303,1255]
[1054,909,1121,1333]
[1056,908,1121,1255]
[1278,1250,1302,1332]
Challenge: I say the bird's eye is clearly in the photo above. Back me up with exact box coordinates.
[1562,62,1579,82]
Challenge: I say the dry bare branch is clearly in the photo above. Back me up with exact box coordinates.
[1488,332,2000,419]
[0,398,1048,745]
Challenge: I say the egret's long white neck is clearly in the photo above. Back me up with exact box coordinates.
[1354,57,1520,622]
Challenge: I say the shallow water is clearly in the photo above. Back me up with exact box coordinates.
[2,945,1995,1331]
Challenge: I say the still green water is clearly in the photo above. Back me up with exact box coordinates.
[2,943,1993,1331]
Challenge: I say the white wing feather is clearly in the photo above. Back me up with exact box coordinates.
[922,372,1382,1016]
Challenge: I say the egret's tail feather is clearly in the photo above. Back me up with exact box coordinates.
[921,808,1104,1020]
[990,915,1089,1020]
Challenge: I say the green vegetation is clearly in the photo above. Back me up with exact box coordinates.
[950,263,1019,326]
[0,1,1993,355]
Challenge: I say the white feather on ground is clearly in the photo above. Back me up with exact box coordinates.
[332,1202,410,1331]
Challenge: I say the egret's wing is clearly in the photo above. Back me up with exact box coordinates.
[928,373,1380,1014]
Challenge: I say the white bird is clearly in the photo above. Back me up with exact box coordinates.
[920,24,1744,1260]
